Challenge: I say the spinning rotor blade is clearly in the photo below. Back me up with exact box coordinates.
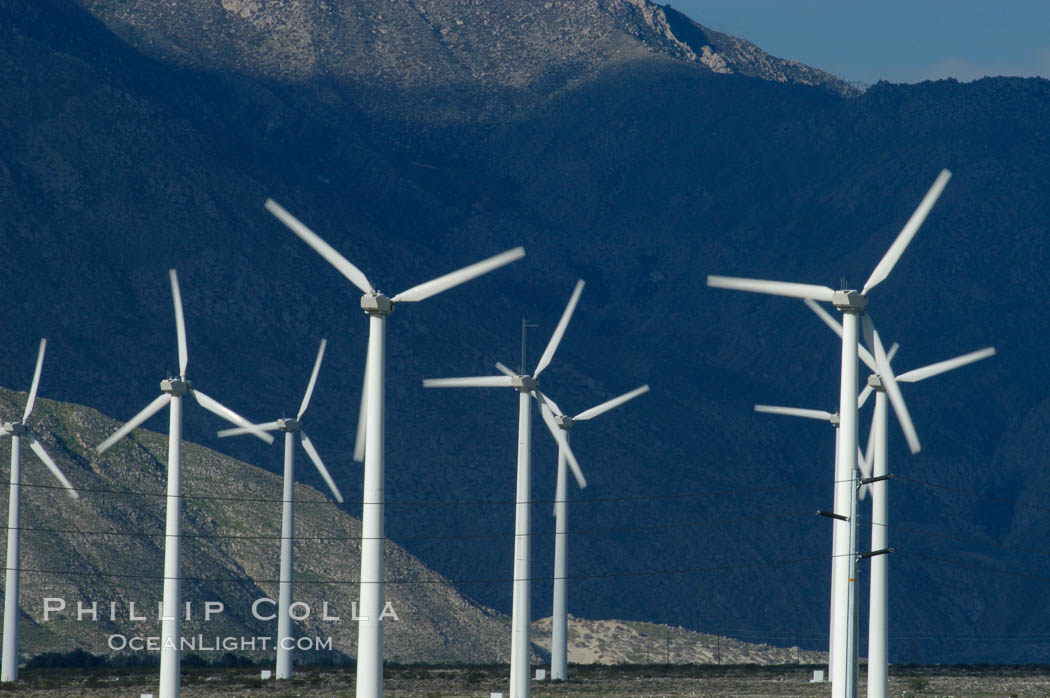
[217,421,283,438]
[897,347,996,384]
[26,432,78,498]
[803,298,878,372]
[422,376,515,388]
[392,247,525,303]
[533,280,585,378]
[857,384,874,410]
[96,393,172,454]
[298,338,327,420]
[863,314,920,454]
[265,199,373,295]
[538,396,586,489]
[574,385,649,421]
[193,390,274,445]
[300,431,344,503]
[495,362,517,377]
[169,270,189,378]
[708,276,836,303]
[754,404,833,422]
[862,169,952,295]
[23,338,46,421]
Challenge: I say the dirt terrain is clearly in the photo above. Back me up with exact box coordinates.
[3,664,1050,696]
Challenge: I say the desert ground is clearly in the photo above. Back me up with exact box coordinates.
[1,664,1050,696]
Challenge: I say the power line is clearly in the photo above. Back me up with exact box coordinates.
[0,510,814,543]
[2,554,831,586]
[0,477,835,506]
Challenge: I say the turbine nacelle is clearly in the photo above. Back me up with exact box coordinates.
[4,422,26,436]
[277,418,302,433]
[360,293,394,316]
[513,375,538,392]
[160,379,191,395]
[832,290,867,311]
[554,414,574,430]
[867,374,884,391]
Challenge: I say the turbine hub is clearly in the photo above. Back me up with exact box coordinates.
[361,293,394,316]
[555,415,574,429]
[829,413,841,427]
[867,374,885,391]
[831,290,867,311]
[277,418,302,433]
[6,422,26,435]
[511,375,538,392]
[161,379,191,395]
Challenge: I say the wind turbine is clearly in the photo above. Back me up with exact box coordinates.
[216,337,344,680]
[707,168,951,698]
[264,199,524,698]
[805,298,995,698]
[0,339,78,683]
[541,383,648,681]
[422,280,587,698]
[753,389,883,682]
[95,270,273,698]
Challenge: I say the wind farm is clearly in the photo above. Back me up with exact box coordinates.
[3,0,1048,695]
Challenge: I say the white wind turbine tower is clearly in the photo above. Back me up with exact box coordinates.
[0,339,78,683]
[264,199,524,698]
[422,280,588,698]
[805,297,995,698]
[707,168,951,698]
[95,270,273,698]
[216,338,344,680]
[541,384,648,681]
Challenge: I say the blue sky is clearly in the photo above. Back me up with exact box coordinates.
[670,1,1050,85]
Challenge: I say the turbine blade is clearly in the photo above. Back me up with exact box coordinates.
[862,169,952,295]
[169,269,189,378]
[574,385,650,421]
[26,432,78,498]
[353,353,368,463]
[533,279,585,378]
[265,199,373,295]
[298,338,327,420]
[708,276,836,302]
[192,390,275,445]
[857,384,874,410]
[217,421,283,438]
[858,445,871,481]
[23,338,46,421]
[539,399,586,489]
[535,390,564,418]
[897,347,996,384]
[422,376,516,388]
[860,416,876,502]
[299,432,344,504]
[391,247,525,303]
[803,298,878,372]
[864,314,920,454]
[495,362,517,377]
[886,342,900,364]
[96,393,171,454]
[754,404,833,422]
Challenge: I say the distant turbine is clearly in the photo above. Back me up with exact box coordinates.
[217,338,344,680]
[265,198,523,698]
[708,168,951,698]
[95,270,273,698]
[0,339,78,683]
[542,384,648,681]
[806,298,995,698]
[423,280,587,698]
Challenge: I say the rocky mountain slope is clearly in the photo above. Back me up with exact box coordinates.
[2,0,1049,665]
[0,386,510,664]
